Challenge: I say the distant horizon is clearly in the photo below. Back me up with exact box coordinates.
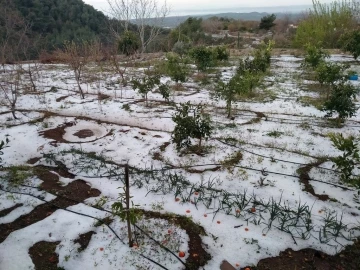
[83,0,314,17]
[167,4,312,17]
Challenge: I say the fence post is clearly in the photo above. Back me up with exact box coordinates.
[125,163,133,247]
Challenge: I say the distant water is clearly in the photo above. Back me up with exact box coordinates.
[169,5,312,16]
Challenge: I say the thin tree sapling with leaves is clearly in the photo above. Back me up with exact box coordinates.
[341,29,360,60]
[165,53,189,85]
[131,74,160,106]
[322,82,358,120]
[329,133,360,187]
[172,102,212,151]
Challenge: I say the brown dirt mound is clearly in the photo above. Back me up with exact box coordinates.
[29,241,61,270]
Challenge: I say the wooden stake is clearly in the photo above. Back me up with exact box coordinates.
[125,163,133,247]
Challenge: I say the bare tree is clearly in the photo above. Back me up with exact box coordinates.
[0,66,22,119]
[107,0,170,53]
[62,41,92,99]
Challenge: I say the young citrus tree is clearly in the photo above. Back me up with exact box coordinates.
[302,43,329,70]
[341,29,360,60]
[172,102,212,151]
[189,46,215,71]
[131,74,160,106]
[165,53,189,85]
[322,82,358,120]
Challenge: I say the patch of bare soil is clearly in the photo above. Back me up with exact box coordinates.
[29,241,61,270]
[74,231,96,252]
[249,239,360,270]
[39,122,75,143]
[73,129,94,138]
[0,166,100,243]
[298,160,329,201]
[0,203,23,218]
[142,210,211,270]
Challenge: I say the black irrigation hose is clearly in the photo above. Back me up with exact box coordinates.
[216,138,340,173]
[14,183,187,268]
[0,186,125,245]
[0,186,171,270]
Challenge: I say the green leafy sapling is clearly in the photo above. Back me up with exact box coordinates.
[172,102,212,151]
[329,133,360,186]
[322,82,358,120]
[131,74,160,106]
[0,137,9,167]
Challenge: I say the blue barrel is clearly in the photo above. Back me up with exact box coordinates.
[349,75,358,81]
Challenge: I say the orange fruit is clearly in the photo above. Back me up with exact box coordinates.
[179,251,186,257]
[251,207,256,213]
[217,221,221,224]
[245,228,249,231]
[262,234,266,237]
[168,229,172,234]
[175,198,180,202]
[204,214,207,217]
[194,192,199,195]
[186,210,191,213]
[245,268,251,270]
[235,263,240,267]
[99,247,104,251]
[236,209,241,213]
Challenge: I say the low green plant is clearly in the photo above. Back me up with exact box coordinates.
[315,61,348,87]
[322,82,358,120]
[172,102,212,151]
[329,133,360,186]
[0,137,9,167]
[340,29,360,60]
[189,46,216,71]
[302,43,329,70]
[165,53,189,84]
[131,74,160,106]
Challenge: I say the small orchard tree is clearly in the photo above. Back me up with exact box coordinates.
[118,31,140,56]
[213,46,229,62]
[172,41,191,58]
[131,74,160,106]
[165,53,189,85]
[62,41,92,99]
[302,43,329,70]
[259,14,276,30]
[328,133,360,186]
[0,137,9,167]
[0,66,21,119]
[172,102,212,151]
[316,62,348,87]
[214,73,249,118]
[189,46,215,71]
[340,30,360,60]
[322,82,358,120]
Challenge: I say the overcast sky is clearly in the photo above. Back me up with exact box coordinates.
[83,0,334,15]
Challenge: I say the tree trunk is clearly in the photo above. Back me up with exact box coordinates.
[11,104,17,119]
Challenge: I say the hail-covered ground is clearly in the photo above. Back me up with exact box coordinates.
[1,53,360,270]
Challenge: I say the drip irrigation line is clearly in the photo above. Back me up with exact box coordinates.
[0,186,171,270]
[14,183,187,268]
[216,138,339,173]
[0,186,125,244]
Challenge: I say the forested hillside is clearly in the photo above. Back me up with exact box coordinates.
[0,0,112,60]
[15,0,109,47]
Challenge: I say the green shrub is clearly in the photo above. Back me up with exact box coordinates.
[302,43,329,70]
[165,53,189,83]
[213,46,229,62]
[172,102,212,151]
[118,31,140,56]
[131,74,160,106]
[322,82,358,119]
[293,0,357,48]
[315,62,348,86]
[329,133,360,186]
[189,46,216,71]
[340,29,360,60]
